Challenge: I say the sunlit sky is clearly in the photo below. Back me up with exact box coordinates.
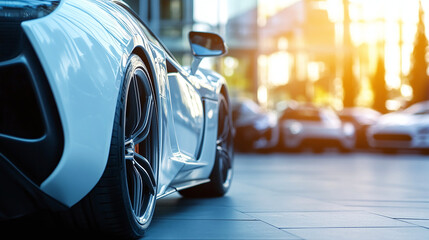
[197,0,429,82]
[256,0,428,84]
[327,0,425,90]
[193,0,228,25]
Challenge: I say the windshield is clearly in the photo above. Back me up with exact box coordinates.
[285,109,321,121]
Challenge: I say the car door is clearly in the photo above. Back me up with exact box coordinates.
[132,17,204,160]
[167,66,204,158]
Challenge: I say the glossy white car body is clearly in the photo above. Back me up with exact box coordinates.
[367,101,429,150]
[22,0,226,207]
[0,2,233,234]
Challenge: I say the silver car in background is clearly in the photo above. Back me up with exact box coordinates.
[338,107,381,148]
[278,105,356,152]
[367,101,429,153]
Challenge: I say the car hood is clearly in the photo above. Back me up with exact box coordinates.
[235,112,277,128]
[375,112,429,127]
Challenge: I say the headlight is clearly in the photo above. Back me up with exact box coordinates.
[0,0,60,20]
[254,118,269,131]
[288,121,303,135]
[343,123,355,136]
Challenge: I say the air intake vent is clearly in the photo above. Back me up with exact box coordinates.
[373,133,412,141]
[0,21,23,61]
[0,1,60,61]
[0,63,45,139]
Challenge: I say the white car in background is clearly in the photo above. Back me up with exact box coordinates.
[278,105,356,152]
[338,107,381,148]
[367,101,429,152]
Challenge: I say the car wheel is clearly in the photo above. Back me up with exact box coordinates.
[286,147,302,153]
[62,55,158,238]
[339,143,352,153]
[382,148,397,154]
[179,94,234,197]
[420,149,429,155]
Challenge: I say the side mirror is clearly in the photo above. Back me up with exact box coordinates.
[189,31,227,57]
[189,31,227,75]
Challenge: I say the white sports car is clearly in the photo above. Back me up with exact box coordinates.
[367,101,429,152]
[0,0,234,238]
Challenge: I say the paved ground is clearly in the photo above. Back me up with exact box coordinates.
[144,151,429,240]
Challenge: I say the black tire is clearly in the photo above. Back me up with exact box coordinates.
[420,149,429,155]
[179,94,234,198]
[60,54,159,238]
[382,148,397,154]
[339,144,352,153]
[285,146,302,153]
[275,128,286,152]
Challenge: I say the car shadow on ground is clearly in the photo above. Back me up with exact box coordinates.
[0,212,114,239]
[235,147,429,156]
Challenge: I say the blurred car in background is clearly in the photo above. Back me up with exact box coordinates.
[338,107,381,148]
[278,104,356,152]
[367,100,429,153]
[232,98,279,152]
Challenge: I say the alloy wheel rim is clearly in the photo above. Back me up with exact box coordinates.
[124,67,157,225]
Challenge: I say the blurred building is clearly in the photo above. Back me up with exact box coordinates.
[258,0,336,107]
[224,0,336,108]
[123,0,337,107]
[124,0,425,110]
[224,0,259,99]
[124,0,223,64]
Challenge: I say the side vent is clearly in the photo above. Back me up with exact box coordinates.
[0,63,45,139]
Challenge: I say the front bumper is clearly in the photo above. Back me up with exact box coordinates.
[368,133,429,149]
[0,24,64,219]
[281,127,355,149]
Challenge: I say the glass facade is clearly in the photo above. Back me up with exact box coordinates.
[124,0,194,64]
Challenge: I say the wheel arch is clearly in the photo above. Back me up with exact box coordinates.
[131,47,155,84]
[128,46,163,140]
[128,45,165,187]
[220,84,230,105]
[219,84,233,125]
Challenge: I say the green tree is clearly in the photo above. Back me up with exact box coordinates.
[372,57,387,113]
[409,1,429,104]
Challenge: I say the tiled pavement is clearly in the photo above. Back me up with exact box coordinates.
[144,152,429,239]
